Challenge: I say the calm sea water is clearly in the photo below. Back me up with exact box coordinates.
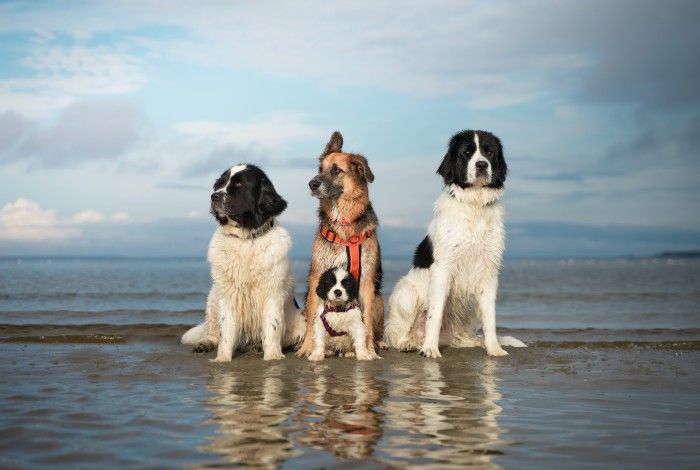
[1,257,698,330]
[1,257,699,468]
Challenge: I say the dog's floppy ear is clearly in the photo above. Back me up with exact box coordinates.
[349,154,375,183]
[488,134,507,188]
[321,131,344,159]
[315,269,335,300]
[257,174,287,219]
[341,273,359,301]
[437,152,454,185]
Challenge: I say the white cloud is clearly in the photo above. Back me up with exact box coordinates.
[72,209,132,224]
[0,1,697,112]
[72,209,106,224]
[0,46,145,118]
[0,198,75,242]
[174,113,322,146]
[0,198,131,243]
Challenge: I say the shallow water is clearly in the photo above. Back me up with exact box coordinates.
[1,257,699,468]
[2,257,699,329]
[0,335,698,469]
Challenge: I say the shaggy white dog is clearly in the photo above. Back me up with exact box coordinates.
[384,130,526,357]
[181,164,305,362]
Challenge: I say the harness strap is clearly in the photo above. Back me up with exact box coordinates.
[319,226,373,283]
[320,301,359,337]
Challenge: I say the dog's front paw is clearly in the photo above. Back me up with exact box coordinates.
[377,340,389,350]
[308,351,325,362]
[486,345,509,357]
[356,349,382,361]
[264,351,285,361]
[419,345,442,358]
[295,340,313,358]
[356,351,373,361]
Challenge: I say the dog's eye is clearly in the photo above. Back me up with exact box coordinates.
[234,182,242,188]
[482,145,491,155]
[331,166,342,177]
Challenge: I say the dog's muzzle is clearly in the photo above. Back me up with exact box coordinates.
[309,177,321,192]
[475,160,489,177]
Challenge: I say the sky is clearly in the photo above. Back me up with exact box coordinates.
[0,0,699,258]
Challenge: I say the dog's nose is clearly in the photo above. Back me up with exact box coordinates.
[309,178,321,191]
[211,192,223,202]
[475,161,488,171]
[333,289,343,297]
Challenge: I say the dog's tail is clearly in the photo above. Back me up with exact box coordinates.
[181,322,208,345]
[498,335,527,347]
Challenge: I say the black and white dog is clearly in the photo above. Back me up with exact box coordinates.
[181,164,305,361]
[385,130,525,357]
[309,267,374,361]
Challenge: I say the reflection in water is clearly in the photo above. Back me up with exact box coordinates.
[381,359,504,469]
[201,356,503,468]
[296,362,388,459]
[202,365,300,468]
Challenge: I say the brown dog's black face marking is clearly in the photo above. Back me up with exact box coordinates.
[308,131,375,200]
[308,160,346,200]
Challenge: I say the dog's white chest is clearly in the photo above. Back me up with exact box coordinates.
[433,201,504,293]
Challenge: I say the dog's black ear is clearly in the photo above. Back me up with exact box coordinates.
[488,135,507,188]
[349,154,375,183]
[321,131,343,158]
[257,175,287,219]
[437,152,454,185]
[341,274,359,301]
[316,269,335,300]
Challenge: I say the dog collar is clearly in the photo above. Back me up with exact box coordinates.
[320,226,373,246]
[224,219,274,239]
[320,226,373,283]
[320,300,359,337]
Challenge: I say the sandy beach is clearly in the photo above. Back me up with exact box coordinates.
[1,323,698,468]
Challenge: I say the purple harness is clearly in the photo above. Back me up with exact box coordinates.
[320,301,359,337]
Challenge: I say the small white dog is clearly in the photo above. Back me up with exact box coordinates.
[309,267,375,361]
[181,164,305,362]
[384,130,526,357]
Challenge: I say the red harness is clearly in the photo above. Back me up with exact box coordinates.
[319,225,373,283]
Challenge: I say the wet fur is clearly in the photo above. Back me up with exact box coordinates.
[181,164,305,361]
[297,131,384,358]
[384,130,525,357]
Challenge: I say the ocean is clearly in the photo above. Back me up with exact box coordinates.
[1,257,699,468]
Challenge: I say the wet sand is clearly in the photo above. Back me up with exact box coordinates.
[1,324,698,468]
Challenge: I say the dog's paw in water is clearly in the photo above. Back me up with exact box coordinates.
[263,351,285,361]
[192,342,216,354]
[419,345,442,358]
[308,351,325,362]
[486,346,509,357]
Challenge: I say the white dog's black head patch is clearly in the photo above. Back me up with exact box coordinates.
[210,164,287,229]
[437,130,507,189]
[316,267,359,304]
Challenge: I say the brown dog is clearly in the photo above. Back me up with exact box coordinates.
[296,131,384,358]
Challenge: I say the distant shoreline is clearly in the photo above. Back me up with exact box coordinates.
[653,250,700,259]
